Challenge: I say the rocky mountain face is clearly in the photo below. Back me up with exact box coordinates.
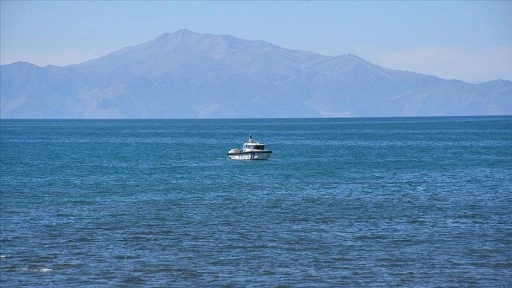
[1,29,511,118]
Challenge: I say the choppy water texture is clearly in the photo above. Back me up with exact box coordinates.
[1,117,511,286]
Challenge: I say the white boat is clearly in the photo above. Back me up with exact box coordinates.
[228,134,272,160]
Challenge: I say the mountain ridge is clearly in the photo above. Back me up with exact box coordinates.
[1,29,511,118]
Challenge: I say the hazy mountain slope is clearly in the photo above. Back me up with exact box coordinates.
[1,29,511,118]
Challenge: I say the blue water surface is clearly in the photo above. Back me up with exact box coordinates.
[1,117,511,286]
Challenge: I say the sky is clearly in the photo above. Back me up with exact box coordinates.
[1,1,511,83]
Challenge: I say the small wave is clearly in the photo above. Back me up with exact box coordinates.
[23,266,53,273]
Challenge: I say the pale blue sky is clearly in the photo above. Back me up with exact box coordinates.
[1,1,511,82]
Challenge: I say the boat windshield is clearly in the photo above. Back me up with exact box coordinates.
[245,144,265,150]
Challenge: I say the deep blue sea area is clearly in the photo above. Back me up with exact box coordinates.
[1,117,511,286]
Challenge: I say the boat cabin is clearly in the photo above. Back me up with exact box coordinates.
[243,143,265,150]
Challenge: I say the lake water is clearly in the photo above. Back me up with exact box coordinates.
[1,117,511,286]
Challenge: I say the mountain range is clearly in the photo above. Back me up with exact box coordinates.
[1,29,511,118]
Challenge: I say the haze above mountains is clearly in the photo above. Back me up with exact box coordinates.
[1,29,511,118]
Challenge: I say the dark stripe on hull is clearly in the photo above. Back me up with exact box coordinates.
[227,151,272,155]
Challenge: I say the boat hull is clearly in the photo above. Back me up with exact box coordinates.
[228,151,271,160]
